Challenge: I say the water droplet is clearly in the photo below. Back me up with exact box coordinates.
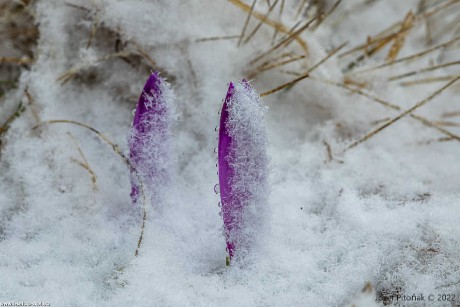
[214,183,220,194]
[214,147,218,154]
[217,171,219,175]
[215,163,218,168]
[131,109,136,116]
[218,202,221,208]
[215,126,219,132]
[218,110,221,115]
[218,211,222,217]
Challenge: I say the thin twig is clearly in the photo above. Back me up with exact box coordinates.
[353,36,460,74]
[0,102,25,137]
[195,35,240,43]
[229,0,309,53]
[259,42,346,96]
[338,27,412,58]
[400,75,458,86]
[312,0,343,31]
[67,132,98,192]
[0,57,34,65]
[243,0,279,45]
[250,54,306,78]
[249,14,319,65]
[86,9,99,49]
[432,121,460,127]
[24,88,40,125]
[57,51,132,84]
[311,77,460,143]
[237,0,257,47]
[343,76,460,152]
[386,11,414,62]
[260,72,309,97]
[388,61,460,81]
[339,0,459,60]
[280,42,347,77]
[33,120,148,257]
[442,110,460,118]
[295,0,308,19]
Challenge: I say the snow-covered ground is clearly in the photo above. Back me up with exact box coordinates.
[0,0,459,306]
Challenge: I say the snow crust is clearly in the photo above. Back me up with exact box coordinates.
[0,0,459,306]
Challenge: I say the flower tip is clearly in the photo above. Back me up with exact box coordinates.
[144,71,161,93]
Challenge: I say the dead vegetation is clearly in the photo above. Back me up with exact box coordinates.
[226,0,460,160]
[0,0,38,98]
[0,1,459,294]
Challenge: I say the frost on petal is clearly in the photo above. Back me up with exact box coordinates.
[129,72,176,208]
[218,80,270,260]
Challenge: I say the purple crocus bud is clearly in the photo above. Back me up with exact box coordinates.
[129,72,176,208]
[218,80,270,262]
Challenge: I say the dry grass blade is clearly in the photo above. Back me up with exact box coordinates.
[400,75,458,86]
[295,0,308,19]
[418,136,455,145]
[243,0,279,45]
[229,0,309,53]
[421,0,460,19]
[344,76,460,152]
[339,0,459,60]
[195,35,240,43]
[250,54,306,78]
[129,41,157,69]
[312,77,460,143]
[432,121,460,127]
[33,120,148,257]
[86,12,99,49]
[0,102,26,137]
[259,42,346,96]
[271,0,285,44]
[68,132,98,192]
[343,33,399,72]
[24,88,40,124]
[307,42,347,72]
[419,0,433,45]
[283,14,320,48]
[312,0,343,31]
[237,0,257,47]
[389,61,460,80]
[442,110,460,118]
[260,72,309,97]
[249,15,319,65]
[386,11,414,62]
[57,51,131,84]
[65,2,90,12]
[282,42,347,77]
[339,26,412,59]
[353,36,460,74]
[0,57,34,65]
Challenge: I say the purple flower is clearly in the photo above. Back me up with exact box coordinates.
[129,72,175,207]
[218,80,270,261]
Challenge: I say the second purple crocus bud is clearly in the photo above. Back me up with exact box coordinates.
[218,80,270,263]
[129,72,176,208]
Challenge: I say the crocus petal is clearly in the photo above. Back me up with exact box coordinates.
[129,72,175,207]
[218,80,270,260]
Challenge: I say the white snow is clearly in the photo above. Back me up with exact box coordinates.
[0,0,459,306]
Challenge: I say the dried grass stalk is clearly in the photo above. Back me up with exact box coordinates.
[344,76,460,152]
[386,11,414,62]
